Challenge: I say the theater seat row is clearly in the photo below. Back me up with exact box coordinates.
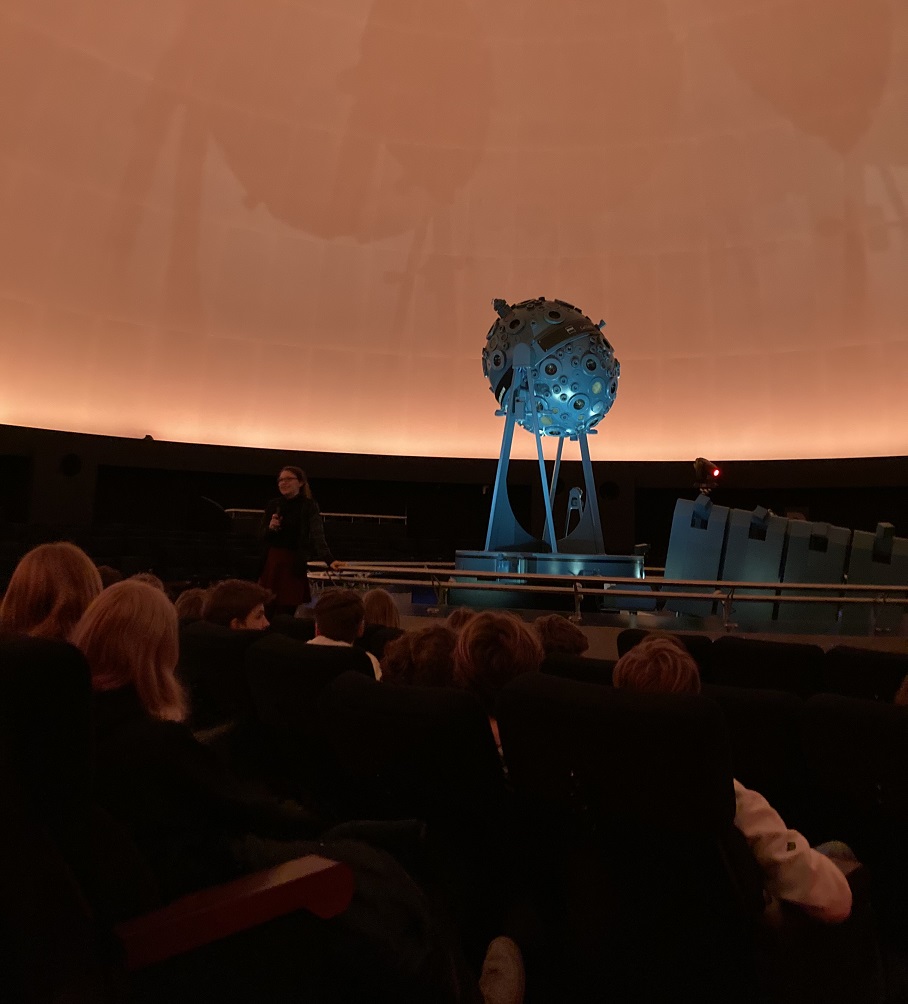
[174,620,904,1000]
[616,629,908,701]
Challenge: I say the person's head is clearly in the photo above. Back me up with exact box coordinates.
[381,625,457,687]
[130,572,166,592]
[277,465,312,500]
[0,541,103,641]
[446,607,476,632]
[203,579,271,630]
[72,580,186,722]
[453,610,543,714]
[314,588,365,643]
[362,588,401,630]
[894,675,908,707]
[612,634,701,695]
[174,587,207,622]
[533,614,590,657]
[97,565,124,589]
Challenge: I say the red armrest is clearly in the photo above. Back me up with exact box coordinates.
[115,854,354,971]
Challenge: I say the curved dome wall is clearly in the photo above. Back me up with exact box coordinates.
[0,0,906,460]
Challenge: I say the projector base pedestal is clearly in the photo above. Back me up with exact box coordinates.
[452,549,644,611]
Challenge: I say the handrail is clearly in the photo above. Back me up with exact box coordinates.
[224,509,406,523]
[321,512,407,523]
[326,562,908,595]
[311,571,904,605]
[308,560,908,633]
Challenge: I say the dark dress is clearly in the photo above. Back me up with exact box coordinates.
[259,493,335,606]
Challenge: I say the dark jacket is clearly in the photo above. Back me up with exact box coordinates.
[92,686,321,900]
[260,493,334,573]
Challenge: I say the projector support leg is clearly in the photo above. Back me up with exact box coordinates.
[549,437,565,505]
[578,433,604,550]
[526,404,558,554]
[484,382,537,552]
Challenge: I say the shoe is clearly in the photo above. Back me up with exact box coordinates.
[479,935,525,1004]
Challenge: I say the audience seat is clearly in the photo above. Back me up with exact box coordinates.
[497,672,881,1004]
[822,646,908,703]
[541,652,615,685]
[268,614,316,642]
[318,671,513,963]
[710,635,824,698]
[702,684,808,833]
[245,633,374,729]
[497,671,763,1000]
[178,620,263,731]
[0,634,355,1003]
[800,693,908,935]
[319,671,508,827]
[244,633,373,810]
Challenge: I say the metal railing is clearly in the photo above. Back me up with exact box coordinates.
[307,560,908,633]
[226,508,406,524]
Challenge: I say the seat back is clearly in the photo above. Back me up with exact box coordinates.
[319,671,507,828]
[0,636,96,870]
[496,672,764,1000]
[178,620,263,729]
[711,635,824,697]
[268,614,316,642]
[703,684,806,828]
[499,672,738,832]
[540,652,614,685]
[319,671,513,960]
[244,634,373,808]
[246,634,373,730]
[0,636,110,998]
[822,645,908,703]
[801,693,908,826]
[800,693,908,932]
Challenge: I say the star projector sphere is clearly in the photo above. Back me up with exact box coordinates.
[482,297,620,438]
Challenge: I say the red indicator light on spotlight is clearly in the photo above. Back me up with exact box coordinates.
[693,458,720,488]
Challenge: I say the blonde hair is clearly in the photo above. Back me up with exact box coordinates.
[446,607,476,632]
[130,572,166,592]
[362,588,401,629]
[0,541,102,641]
[453,610,543,713]
[533,614,590,657]
[382,625,457,687]
[612,635,701,695]
[174,587,207,621]
[73,580,186,722]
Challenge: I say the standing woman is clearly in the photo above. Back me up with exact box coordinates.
[259,465,340,614]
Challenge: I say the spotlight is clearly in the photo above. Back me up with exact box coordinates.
[693,457,720,495]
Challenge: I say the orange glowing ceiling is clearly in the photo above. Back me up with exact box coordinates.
[0,0,906,460]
